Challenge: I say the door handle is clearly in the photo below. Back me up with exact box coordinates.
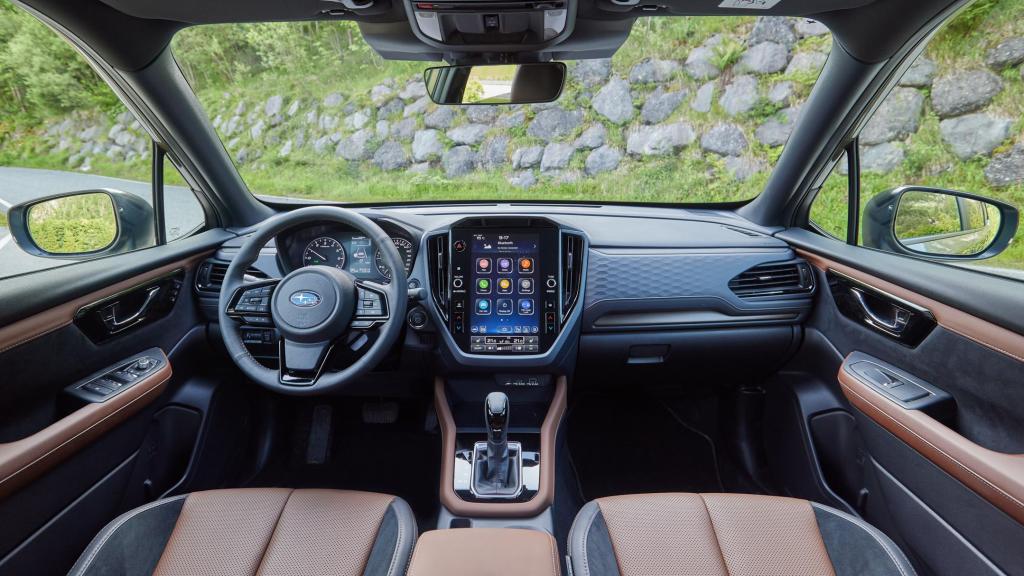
[850,287,911,335]
[101,286,161,333]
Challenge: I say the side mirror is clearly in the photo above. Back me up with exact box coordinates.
[862,186,1019,260]
[424,62,565,105]
[7,189,155,259]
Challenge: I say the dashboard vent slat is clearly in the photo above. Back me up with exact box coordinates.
[561,232,585,321]
[195,260,267,294]
[728,261,814,298]
[428,233,450,321]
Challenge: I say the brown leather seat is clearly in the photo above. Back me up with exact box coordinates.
[68,488,416,576]
[569,493,916,576]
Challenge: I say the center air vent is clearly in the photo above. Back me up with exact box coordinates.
[195,260,266,294]
[427,233,450,321]
[729,261,814,298]
[561,232,584,321]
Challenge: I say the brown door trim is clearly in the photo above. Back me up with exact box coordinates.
[434,376,567,518]
[839,357,1024,524]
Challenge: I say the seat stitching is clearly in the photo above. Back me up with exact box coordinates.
[812,504,910,576]
[71,495,188,576]
[580,507,593,576]
[550,532,560,576]
[254,489,295,576]
[384,498,403,576]
[699,494,731,576]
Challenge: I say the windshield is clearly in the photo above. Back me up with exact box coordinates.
[172,18,831,204]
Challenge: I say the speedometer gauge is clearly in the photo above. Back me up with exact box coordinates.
[375,237,414,281]
[303,237,346,269]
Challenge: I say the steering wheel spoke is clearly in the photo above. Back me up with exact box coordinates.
[279,338,334,385]
[352,280,390,329]
[225,279,280,326]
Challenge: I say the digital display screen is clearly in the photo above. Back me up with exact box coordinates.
[346,236,374,275]
[468,232,540,348]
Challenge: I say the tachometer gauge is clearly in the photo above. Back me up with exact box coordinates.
[303,237,346,269]
[375,237,415,281]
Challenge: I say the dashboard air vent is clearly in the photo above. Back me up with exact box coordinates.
[728,261,814,298]
[561,232,584,321]
[195,260,266,294]
[428,233,450,320]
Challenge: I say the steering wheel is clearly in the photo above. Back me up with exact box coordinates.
[218,206,408,395]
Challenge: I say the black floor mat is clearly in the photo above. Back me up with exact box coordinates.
[568,394,723,500]
[250,399,441,529]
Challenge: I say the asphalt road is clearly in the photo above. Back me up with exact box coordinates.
[0,167,203,278]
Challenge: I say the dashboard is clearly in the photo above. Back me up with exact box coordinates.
[276,221,417,283]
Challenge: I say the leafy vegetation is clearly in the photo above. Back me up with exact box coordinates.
[26,193,116,253]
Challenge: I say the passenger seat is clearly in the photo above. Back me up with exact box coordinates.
[569,493,915,576]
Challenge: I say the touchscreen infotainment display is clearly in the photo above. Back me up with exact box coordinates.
[468,232,540,342]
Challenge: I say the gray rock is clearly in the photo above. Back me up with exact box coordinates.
[264,95,284,117]
[532,101,560,112]
[768,81,794,104]
[985,37,1024,69]
[575,124,607,150]
[412,129,444,162]
[794,19,829,37]
[724,156,765,181]
[585,145,622,175]
[496,110,527,128]
[512,146,544,169]
[528,108,584,141]
[223,116,242,136]
[344,110,370,130]
[626,122,696,156]
[785,52,828,76]
[312,135,331,154]
[399,81,427,101]
[371,84,395,106]
[408,162,431,174]
[984,144,1024,186]
[466,106,499,123]
[442,146,477,177]
[684,46,722,80]
[939,114,1012,160]
[701,123,748,156]
[931,70,1003,118]
[404,96,430,118]
[105,124,122,140]
[571,59,613,87]
[861,88,924,145]
[304,109,318,126]
[250,119,266,140]
[336,129,375,161]
[641,88,687,124]
[287,99,301,117]
[373,141,410,171]
[323,93,343,107]
[541,142,576,172]
[447,123,489,145]
[508,171,537,189]
[860,142,905,173]
[748,17,796,48]
[379,98,405,119]
[234,102,247,116]
[592,78,635,124]
[425,106,458,129]
[629,59,681,84]
[376,120,390,139]
[720,75,759,117]
[755,107,800,147]
[114,131,134,147]
[691,82,715,113]
[392,118,418,141]
[478,135,510,170]
[236,148,250,164]
[737,42,790,75]
[899,56,937,88]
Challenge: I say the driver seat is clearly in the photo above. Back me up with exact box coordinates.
[68,488,416,576]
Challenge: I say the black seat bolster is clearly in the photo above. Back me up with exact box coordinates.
[68,494,187,576]
[811,502,917,576]
[363,496,417,576]
[568,500,621,576]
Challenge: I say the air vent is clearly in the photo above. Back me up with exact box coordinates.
[729,261,814,298]
[561,232,584,321]
[195,260,266,294]
[428,233,450,320]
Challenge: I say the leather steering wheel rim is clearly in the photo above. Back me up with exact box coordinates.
[218,206,408,395]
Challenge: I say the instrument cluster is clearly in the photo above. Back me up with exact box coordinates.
[277,221,417,283]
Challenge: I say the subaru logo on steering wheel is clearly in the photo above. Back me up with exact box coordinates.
[289,290,322,307]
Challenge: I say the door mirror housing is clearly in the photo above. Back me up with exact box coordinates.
[862,186,1019,260]
[8,189,155,259]
[424,63,565,105]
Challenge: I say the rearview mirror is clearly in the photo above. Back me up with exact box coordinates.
[8,189,155,258]
[424,63,565,105]
[862,186,1019,260]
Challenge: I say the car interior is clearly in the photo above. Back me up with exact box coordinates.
[1,0,1023,574]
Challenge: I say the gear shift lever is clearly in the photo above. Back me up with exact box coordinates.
[484,392,510,482]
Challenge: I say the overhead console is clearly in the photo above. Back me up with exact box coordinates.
[426,217,585,364]
[405,0,575,55]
